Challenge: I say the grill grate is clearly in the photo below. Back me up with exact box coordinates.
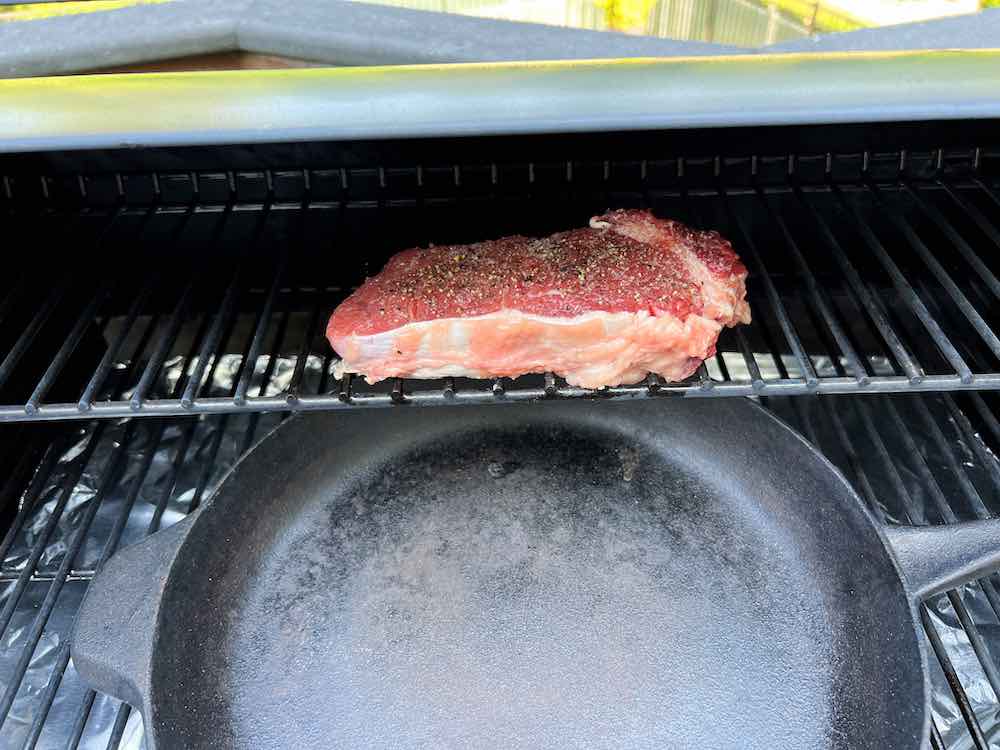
[0,175,998,423]
[0,388,997,747]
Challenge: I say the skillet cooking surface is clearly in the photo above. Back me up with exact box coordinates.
[151,400,923,749]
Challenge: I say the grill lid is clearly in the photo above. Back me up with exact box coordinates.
[1,51,1000,152]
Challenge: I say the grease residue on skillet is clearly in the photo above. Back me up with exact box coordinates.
[226,423,835,750]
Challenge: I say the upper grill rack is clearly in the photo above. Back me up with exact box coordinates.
[0,156,999,422]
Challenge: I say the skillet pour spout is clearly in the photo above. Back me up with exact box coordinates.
[71,399,1000,750]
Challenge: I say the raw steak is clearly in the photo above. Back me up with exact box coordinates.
[327,210,750,389]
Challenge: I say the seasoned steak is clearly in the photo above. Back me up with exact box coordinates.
[327,210,750,388]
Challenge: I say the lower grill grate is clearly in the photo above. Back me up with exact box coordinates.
[0,387,998,747]
[0,177,998,423]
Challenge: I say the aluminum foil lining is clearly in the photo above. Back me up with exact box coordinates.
[1,351,999,749]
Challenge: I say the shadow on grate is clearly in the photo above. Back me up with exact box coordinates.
[0,176,997,423]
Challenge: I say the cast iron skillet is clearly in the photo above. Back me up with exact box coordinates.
[72,398,1000,749]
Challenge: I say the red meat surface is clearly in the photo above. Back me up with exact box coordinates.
[327,210,751,388]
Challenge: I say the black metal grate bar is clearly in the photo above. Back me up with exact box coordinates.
[794,186,923,383]
[0,423,104,638]
[234,252,286,407]
[921,604,991,749]
[947,588,1000,703]
[181,261,241,408]
[911,397,993,520]
[759,188,870,385]
[78,276,156,411]
[870,183,1000,362]
[911,182,1000,301]
[0,422,130,728]
[943,394,1000,497]
[105,705,132,750]
[945,181,1000,260]
[129,278,196,409]
[0,437,65,566]
[25,285,111,414]
[930,721,946,750]
[287,291,327,403]
[833,185,975,383]
[725,196,819,388]
[0,276,72,392]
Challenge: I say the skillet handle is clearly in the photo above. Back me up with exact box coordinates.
[71,518,193,720]
[884,519,1000,600]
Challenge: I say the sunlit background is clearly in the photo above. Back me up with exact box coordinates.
[0,0,996,47]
